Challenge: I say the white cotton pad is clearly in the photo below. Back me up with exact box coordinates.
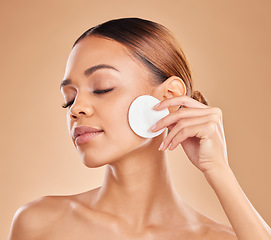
[128,95,169,138]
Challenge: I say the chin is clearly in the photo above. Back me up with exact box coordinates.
[76,146,119,168]
[82,159,108,168]
[77,138,149,168]
[78,151,110,168]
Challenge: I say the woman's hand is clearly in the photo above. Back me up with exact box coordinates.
[151,95,229,174]
[151,95,271,239]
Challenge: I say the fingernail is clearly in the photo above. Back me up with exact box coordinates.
[150,123,157,131]
[168,143,172,150]
[153,103,160,109]
[159,142,164,151]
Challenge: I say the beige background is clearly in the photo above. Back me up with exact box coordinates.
[1,0,271,238]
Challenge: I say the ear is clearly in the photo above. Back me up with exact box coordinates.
[162,76,186,99]
[151,76,186,113]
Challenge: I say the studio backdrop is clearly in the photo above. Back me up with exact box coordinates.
[1,1,270,239]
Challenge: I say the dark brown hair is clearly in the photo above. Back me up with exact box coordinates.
[73,17,208,105]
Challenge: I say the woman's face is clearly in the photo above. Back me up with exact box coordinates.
[61,36,161,167]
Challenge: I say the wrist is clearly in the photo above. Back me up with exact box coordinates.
[203,162,234,187]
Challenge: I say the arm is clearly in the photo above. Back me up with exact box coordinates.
[205,164,271,240]
[151,95,271,240]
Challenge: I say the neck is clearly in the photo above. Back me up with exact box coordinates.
[93,137,183,229]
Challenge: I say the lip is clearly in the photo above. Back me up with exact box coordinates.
[73,126,104,145]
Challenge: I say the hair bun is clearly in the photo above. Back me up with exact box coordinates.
[192,91,208,106]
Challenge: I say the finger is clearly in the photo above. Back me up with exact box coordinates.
[153,95,209,111]
[167,121,219,151]
[152,107,221,132]
[161,113,221,150]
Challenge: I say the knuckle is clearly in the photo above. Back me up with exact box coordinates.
[157,117,166,127]
[171,138,178,146]
[210,113,220,123]
[177,109,183,116]
[163,136,170,145]
[207,121,217,133]
[166,132,175,144]
[175,119,184,128]
[213,107,223,118]
[181,126,188,136]
[156,119,163,127]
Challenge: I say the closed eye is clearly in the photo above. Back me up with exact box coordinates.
[93,88,114,94]
[61,88,114,108]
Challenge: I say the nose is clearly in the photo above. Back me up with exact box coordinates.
[69,97,94,120]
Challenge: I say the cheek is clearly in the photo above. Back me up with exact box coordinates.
[103,95,143,143]
[105,98,133,135]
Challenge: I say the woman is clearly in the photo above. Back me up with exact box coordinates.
[9,17,271,239]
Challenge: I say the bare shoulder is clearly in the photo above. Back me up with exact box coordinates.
[9,188,99,240]
[8,195,70,239]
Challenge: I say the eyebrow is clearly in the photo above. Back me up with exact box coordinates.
[60,64,119,89]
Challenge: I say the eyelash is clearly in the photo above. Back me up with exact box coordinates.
[62,88,114,108]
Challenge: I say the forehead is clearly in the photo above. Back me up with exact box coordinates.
[65,36,137,76]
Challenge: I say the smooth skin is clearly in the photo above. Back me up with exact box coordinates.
[9,36,271,240]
